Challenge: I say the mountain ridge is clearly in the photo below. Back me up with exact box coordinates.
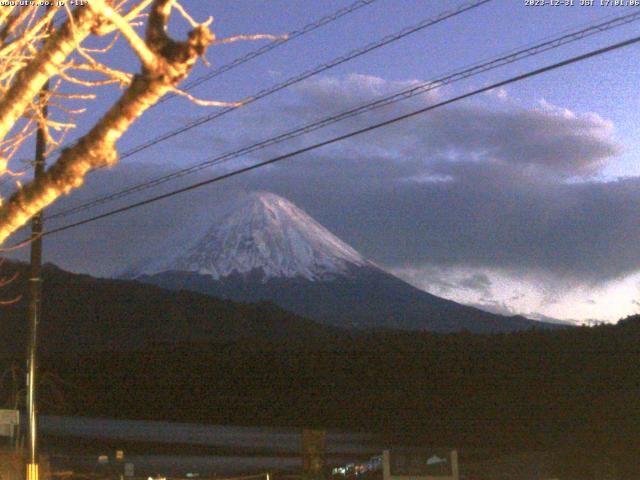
[132,191,559,333]
[137,265,548,333]
[0,260,341,356]
[139,191,368,281]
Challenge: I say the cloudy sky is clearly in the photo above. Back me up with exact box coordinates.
[5,0,640,323]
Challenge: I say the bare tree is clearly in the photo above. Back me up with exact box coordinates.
[0,0,279,245]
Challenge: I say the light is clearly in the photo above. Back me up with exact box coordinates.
[26,463,38,480]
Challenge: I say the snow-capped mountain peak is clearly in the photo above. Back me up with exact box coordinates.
[142,191,368,281]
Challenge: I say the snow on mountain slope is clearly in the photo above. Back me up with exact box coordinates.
[142,192,368,281]
[133,192,559,333]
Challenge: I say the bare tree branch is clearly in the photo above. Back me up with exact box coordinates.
[0,5,100,144]
[0,0,217,244]
[0,1,282,246]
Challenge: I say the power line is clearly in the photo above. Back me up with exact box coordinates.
[6,0,488,201]
[161,0,380,102]
[32,0,380,168]
[37,33,640,240]
[117,0,492,159]
[46,10,640,221]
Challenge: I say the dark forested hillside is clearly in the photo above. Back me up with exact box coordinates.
[140,266,555,333]
[2,260,640,474]
[0,261,338,356]
[3,317,637,457]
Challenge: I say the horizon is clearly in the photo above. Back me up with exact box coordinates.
[4,0,640,323]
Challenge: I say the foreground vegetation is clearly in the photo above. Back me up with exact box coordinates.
[2,262,639,476]
[3,317,640,471]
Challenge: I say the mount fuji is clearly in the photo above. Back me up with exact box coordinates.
[138,191,369,281]
[132,192,555,333]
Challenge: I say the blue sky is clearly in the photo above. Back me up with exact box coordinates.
[110,0,640,171]
[90,0,640,189]
[6,0,640,322]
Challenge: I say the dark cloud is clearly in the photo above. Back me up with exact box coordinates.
[222,75,632,283]
[11,74,634,287]
[414,104,618,177]
[5,163,235,276]
[457,273,492,296]
[247,162,640,282]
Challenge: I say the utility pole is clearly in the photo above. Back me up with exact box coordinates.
[25,61,49,480]
[25,10,54,478]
